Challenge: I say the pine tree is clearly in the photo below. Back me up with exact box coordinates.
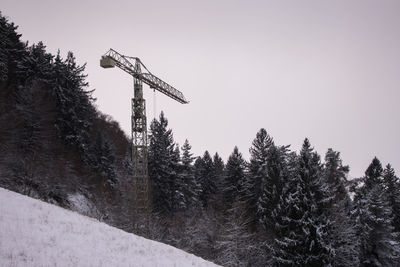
[323,149,359,266]
[352,157,400,266]
[180,139,200,209]
[223,146,246,209]
[193,156,205,207]
[243,128,274,228]
[273,138,333,266]
[171,144,186,211]
[211,152,225,210]
[197,151,216,207]
[50,51,95,155]
[383,164,400,237]
[0,12,26,84]
[0,13,8,81]
[148,112,176,214]
[212,152,225,192]
[93,132,116,185]
[364,157,383,188]
[17,42,54,85]
[257,144,288,232]
[215,202,255,266]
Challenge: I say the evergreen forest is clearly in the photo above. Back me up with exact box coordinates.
[1,13,400,266]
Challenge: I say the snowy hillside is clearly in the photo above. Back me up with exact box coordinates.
[0,187,218,267]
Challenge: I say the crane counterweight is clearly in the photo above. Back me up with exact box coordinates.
[100,56,116,68]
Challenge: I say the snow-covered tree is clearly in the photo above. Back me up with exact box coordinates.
[212,153,225,191]
[17,42,54,85]
[215,203,258,266]
[196,151,216,207]
[93,132,116,185]
[180,139,200,209]
[383,164,400,238]
[148,112,177,214]
[273,138,333,266]
[50,51,95,156]
[323,148,359,266]
[210,152,225,210]
[0,12,26,83]
[171,144,187,211]
[243,128,274,228]
[257,144,289,232]
[222,146,246,209]
[352,157,400,266]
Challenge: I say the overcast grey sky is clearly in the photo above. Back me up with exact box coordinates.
[2,0,399,177]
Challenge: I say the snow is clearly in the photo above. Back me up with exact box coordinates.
[67,193,100,218]
[0,187,219,267]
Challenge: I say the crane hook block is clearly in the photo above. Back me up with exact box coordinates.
[100,56,116,68]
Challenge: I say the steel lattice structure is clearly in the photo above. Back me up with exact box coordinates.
[100,48,188,217]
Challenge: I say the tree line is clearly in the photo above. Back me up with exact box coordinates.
[148,112,400,266]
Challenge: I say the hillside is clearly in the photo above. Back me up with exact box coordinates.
[0,187,218,267]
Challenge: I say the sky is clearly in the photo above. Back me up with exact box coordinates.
[2,0,399,178]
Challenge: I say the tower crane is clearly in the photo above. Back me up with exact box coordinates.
[100,49,188,216]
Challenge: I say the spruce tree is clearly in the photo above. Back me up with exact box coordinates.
[257,144,288,231]
[93,133,116,185]
[244,128,274,228]
[353,157,400,266]
[323,149,359,266]
[364,157,383,188]
[223,146,246,208]
[0,13,26,84]
[148,112,176,214]
[197,151,216,207]
[193,156,205,207]
[0,13,8,81]
[181,139,200,208]
[171,144,186,211]
[273,138,333,266]
[211,152,225,210]
[50,51,94,155]
[383,164,400,237]
[213,152,225,192]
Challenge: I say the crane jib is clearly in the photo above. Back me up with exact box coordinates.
[101,49,188,104]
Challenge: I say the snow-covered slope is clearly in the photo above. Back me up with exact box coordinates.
[0,187,218,267]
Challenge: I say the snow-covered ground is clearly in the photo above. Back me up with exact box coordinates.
[0,187,218,267]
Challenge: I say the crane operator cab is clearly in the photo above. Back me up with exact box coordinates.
[100,56,116,68]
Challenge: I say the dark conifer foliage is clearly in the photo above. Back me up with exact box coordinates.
[212,153,225,191]
[323,149,359,266]
[243,128,274,228]
[352,157,400,266]
[50,51,95,155]
[273,139,333,266]
[196,150,216,207]
[148,112,177,214]
[209,152,225,210]
[364,156,384,188]
[193,156,205,205]
[257,144,290,232]
[222,146,246,208]
[180,139,200,208]
[0,12,131,227]
[383,164,400,237]
[92,132,116,185]
[171,144,187,211]
[0,13,26,84]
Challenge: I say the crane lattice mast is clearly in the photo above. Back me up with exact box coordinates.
[100,49,188,217]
